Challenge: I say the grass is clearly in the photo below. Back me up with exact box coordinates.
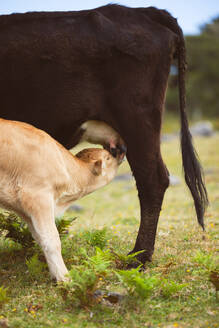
[0,119,218,327]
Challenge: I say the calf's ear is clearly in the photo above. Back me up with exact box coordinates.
[92,160,102,176]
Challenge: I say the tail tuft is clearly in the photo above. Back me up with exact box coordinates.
[180,111,208,229]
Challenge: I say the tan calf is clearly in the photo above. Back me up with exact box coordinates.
[0,118,122,281]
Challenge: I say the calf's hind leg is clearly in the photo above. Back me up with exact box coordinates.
[21,192,68,281]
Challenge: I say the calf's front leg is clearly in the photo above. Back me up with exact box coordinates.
[21,193,68,281]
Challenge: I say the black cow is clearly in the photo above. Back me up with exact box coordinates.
[0,4,208,265]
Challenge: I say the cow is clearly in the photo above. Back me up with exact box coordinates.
[0,4,208,266]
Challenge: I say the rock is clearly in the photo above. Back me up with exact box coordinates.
[67,204,84,212]
[114,173,133,181]
[104,292,124,304]
[123,185,133,191]
[94,290,124,304]
[114,173,181,186]
[169,175,181,186]
[190,121,214,137]
[161,133,177,142]
[204,168,217,175]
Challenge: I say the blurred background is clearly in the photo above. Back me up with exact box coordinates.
[1,0,219,125]
[0,5,218,325]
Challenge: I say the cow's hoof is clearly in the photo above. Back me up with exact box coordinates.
[126,249,152,270]
[126,261,145,271]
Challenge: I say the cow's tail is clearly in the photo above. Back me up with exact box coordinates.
[147,7,208,229]
[176,26,208,230]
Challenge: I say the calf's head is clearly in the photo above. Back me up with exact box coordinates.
[76,148,121,184]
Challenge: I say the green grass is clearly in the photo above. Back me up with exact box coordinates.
[0,130,219,327]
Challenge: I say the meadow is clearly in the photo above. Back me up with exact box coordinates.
[0,120,218,328]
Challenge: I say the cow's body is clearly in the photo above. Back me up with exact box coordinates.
[0,4,208,264]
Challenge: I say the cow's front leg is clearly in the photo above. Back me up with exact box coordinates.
[129,150,169,265]
[117,118,169,266]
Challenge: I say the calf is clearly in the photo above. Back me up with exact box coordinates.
[0,118,122,281]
